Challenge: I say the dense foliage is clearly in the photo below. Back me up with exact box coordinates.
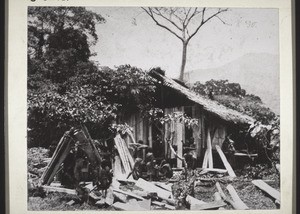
[192,79,277,124]
[27,7,157,147]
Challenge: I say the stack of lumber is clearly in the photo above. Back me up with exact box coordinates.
[114,134,135,176]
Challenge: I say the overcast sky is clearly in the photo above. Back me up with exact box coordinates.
[88,7,278,78]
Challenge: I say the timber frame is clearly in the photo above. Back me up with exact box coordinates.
[119,69,255,168]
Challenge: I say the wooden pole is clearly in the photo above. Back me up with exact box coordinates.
[207,127,213,169]
[215,145,236,178]
[226,184,249,209]
[175,109,183,168]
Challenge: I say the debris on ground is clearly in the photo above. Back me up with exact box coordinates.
[28,127,280,210]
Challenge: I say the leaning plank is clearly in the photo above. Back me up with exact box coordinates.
[190,200,226,210]
[112,188,144,200]
[252,180,280,202]
[135,178,174,202]
[113,202,147,211]
[41,136,73,185]
[202,149,209,169]
[114,135,131,174]
[152,201,176,210]
[215,145,236,178]
[215,182,245,210]
[153,182,173,192]
[42,185,76,195]
[226,184,249,210]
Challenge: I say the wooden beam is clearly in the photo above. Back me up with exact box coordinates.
[234,152,258,157]
[152,201,176,210]
[135,178,174,202]
[252,180,280,203]
[112,188,144,201]
[226,184,249,209]
[153,182,172,192]
[148,124,153,148]
[206,127,213,168]
[175,108,183,168]
[200,168,228,174]
[190,200,226,210]
[186,195,207,210]
[215,145,236,178]
[202,149,209,168]
[215,182,247,210]
[192,105,202,159]
[42,185,76,195]
[112,202,148,211]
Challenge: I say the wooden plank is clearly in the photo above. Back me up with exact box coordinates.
[41,134,73,185]
[114,135,131,174]
[252,180,280,202]
[42,185,76,195]
[216,182,247,210]
[234,152,258,157]
[206,128,213,168]
[201,168,227,174]
[112,188,144,200]
[113,191,127,203]
[152,201,176,210]
[113,156,126,179]
[192,105,202,159]
[190,200,226,210]
[105,187,114,206]
[154,182,172,192]
[137,199,151,210]
[226,184,249,210]
[148,124,153,149]
[186,195,207,210]
[112,202,148,211]
[202,149,209,168]
[135,178,174,202]
[66,200,75,206]
[213,192,222,201]
[215,145,236,178]
[175,108,183,168]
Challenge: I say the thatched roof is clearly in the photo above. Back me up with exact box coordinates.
[150,70,255,125]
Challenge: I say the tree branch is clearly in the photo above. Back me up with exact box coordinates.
[152,7,183,31]
[187,8,228,43]
[142,7,184,42]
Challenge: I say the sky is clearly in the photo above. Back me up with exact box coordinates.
[88,7,279,78]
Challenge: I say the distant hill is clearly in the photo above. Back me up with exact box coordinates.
[184,53,280,115]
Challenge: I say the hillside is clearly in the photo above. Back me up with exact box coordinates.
[184,53,280,114]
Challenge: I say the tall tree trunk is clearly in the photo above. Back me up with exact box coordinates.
[179,42,188,81]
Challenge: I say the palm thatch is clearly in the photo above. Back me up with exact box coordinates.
[150,70,255,125]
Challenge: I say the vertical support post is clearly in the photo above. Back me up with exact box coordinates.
[148,123,153,149]
[175,107,183,168]
[207,126,213,169]
[192,105,202,160]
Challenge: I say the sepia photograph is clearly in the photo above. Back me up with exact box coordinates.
[26,6,282,211]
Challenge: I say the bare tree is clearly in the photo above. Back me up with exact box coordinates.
[141,7,228,81]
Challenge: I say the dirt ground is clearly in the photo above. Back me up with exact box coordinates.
[27,147,280,211]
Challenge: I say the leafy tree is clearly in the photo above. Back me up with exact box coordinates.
[28,7,105,81]
[27,63,158,147]
[141,7,228,80]
[192,79,276,124]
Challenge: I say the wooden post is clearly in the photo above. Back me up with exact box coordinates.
[207,127,213,169]
[215,145,236,178]
[148,124,153,149]
[175,107,183,168]
[192,105,202,160]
